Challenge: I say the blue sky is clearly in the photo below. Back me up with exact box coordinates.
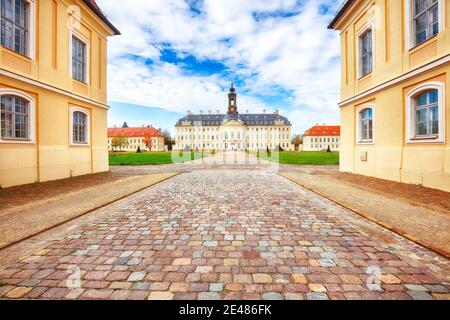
[97,0,344,135]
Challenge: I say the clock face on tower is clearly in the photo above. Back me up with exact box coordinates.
[230,107,236,113]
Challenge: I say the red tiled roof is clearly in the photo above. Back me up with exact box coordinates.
[303,126,341,137]
[108,127,164,138]
[82,0,120,35]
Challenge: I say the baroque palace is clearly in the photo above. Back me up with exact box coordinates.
[0,0,119,188]
[330,0,450,192]
[174,84,292,151]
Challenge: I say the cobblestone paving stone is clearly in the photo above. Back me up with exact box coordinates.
[0,170,449,300]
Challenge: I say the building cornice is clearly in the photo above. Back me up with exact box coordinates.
[338,54,450,107]
[0,69,110,110]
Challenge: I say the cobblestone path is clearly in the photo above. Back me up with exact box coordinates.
[0,170,449,300]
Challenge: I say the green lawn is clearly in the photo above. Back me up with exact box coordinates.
[258,151,340,165]
[109,151,206,166]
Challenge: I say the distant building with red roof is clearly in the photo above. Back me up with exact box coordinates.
[108,123,165,151]
[303,125,341,151]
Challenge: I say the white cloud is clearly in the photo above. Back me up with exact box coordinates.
[108,59,267,114]
[96,0,343,133]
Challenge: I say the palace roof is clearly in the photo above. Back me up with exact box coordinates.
[328,0,355,29]
[175,113,291,127]
[303,126,341,137]
[108,126,164,138]
[83,0,121,35]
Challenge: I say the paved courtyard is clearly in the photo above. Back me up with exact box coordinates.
[0,170,449,300]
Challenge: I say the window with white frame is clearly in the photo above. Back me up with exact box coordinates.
[413,0,439,45]
[70,108,89,145]
[72,35,87,83]
[414,89,439,137]
[406,83,445,143]
[406,0,443,49]
[0,0,31,56]
[357,106,375,144]
[1,94,29,139]
[358,28,373,78]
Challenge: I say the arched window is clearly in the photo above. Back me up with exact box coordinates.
[73,112,87,143]
[1,95,29,139]
[414,89,439,136]
[406,82,445,144]
[357,105,375,144]
[70,107,90,145]
[0,89,35,143]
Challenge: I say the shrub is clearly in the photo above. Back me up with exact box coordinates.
[136,146,142,153]
[275,144,284,152]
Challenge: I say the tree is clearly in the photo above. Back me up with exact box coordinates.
[162,129,173,151]
[144,135,153,151]
[293,135,302,151]
[327,145,332,153]
[111,136,128,151]
[136,146,142,153]
[274,144,284,152]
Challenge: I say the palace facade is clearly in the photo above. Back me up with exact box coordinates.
[303,125,341,151]
[0,0,119,188]
[174,84,292,151]
[329,0,450,192]
[108,124,165,152]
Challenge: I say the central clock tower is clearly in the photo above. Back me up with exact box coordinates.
[228,83,238,114]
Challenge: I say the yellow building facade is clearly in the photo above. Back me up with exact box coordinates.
[0,0,119,188]
[329,0,450,192]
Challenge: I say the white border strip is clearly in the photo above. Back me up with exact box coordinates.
[338,54,450,107]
